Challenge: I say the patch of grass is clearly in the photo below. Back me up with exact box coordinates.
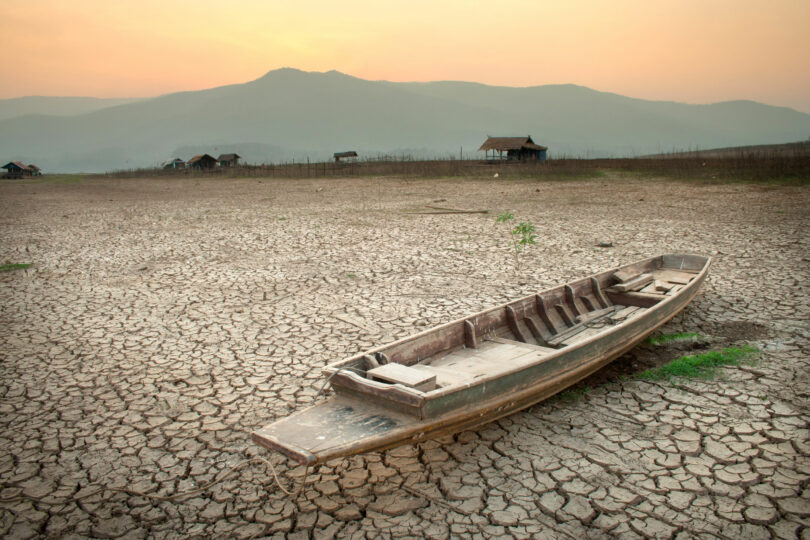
[0,263,32,272]
[345,272,357,279]
[646,332,706,346]
[637,346,758,381]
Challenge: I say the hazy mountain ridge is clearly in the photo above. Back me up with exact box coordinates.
[0,96,141,122]
[1,68,808,172]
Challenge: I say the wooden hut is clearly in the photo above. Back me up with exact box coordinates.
[478,136,547,161]
[2,161,34,179]
[27,164,42,176]
[217,153,241,167]
[187,154,217,169]
[334,151,358,163]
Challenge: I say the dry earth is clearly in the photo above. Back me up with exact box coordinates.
[1,174,808,539]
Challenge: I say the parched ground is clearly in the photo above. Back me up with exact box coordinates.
[0,174,808,539]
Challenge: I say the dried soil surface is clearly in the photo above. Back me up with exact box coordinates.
[1,175,808,539]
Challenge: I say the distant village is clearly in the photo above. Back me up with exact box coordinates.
[161,138,548,170]
[2,136,549,177]
[163,153,241,170]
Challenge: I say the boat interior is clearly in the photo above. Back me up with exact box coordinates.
[328,254,707,395]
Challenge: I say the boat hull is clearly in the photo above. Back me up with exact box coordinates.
[253,254,710,465]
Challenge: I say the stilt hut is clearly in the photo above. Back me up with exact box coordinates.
[478,136,547,161]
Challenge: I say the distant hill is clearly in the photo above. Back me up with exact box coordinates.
[1,68,808,172]
[0,96,140,121]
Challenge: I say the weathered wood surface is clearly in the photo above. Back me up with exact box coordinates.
[590,276,611,308]
[610,273,654,292]
[656,269,694,284]
[367,363,436,391]
[613,268,640,283]
[663,253,706,272]
[535,294,558,335]
[505,305,528,343]
[253,397,414,464]
[487,336,557,354]
[463,319,478,349]
[253,253,711,464]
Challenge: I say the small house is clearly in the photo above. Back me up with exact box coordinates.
[27,164,42,176]
[2,161,34,179]
[478,136,547,161]
[218,153,241,167]
[187,154,217,169]
[334,151,358,163]
[162,158,185,169]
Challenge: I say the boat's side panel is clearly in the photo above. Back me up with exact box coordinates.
[384,323,465,367]
[329,371,426,417]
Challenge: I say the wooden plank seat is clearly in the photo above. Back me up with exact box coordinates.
[367,363,437,391]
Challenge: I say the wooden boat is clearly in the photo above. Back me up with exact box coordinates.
[253,253,710,465]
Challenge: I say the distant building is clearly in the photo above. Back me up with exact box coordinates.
[27,164,42,176]
[217,153,241,167]
[187,154,217,169]
[2,161,35,179]
[478,136,547,161]
[162,158,185,169]
[334,151,358,162]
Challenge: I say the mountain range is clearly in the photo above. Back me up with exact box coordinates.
[0,96,139,122]
[1,68,808,173]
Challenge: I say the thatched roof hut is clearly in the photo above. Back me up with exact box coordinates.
[478,136,547,161]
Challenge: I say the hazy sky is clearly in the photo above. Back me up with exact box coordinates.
[1,0,808,112]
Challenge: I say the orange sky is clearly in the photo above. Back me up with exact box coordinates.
[1,0,809,112]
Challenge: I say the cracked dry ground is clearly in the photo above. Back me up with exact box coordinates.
[0,175,808,539]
